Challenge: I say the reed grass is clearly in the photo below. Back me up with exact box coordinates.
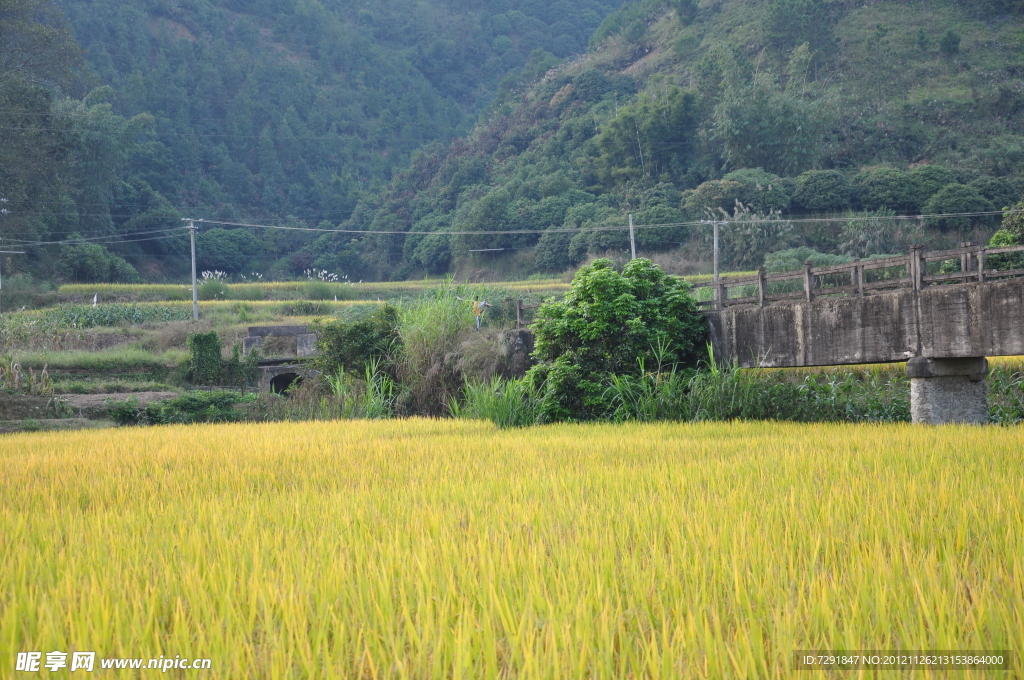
[2,420,1021,678]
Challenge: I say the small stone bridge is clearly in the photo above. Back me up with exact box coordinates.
[243,325,319,393]
[693,242,1024,424]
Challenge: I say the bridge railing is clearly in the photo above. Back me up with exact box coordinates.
[690,242,1024,309]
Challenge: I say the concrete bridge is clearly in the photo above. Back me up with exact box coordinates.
[242,326,319,393]
[694,242,1024,424]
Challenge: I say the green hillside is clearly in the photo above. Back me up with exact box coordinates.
[3,0,1024,285]
[301,0,1024,281]
[1,0,624,280]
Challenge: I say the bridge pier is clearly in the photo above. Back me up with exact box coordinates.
[906,357,988,425]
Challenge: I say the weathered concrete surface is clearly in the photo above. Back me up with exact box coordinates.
[707,278,1024,368]
[243,326,319,358]
[247,325,308,337]
[906,357,988,424]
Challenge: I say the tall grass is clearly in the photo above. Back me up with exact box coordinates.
[2,420,1022,677]
[450,376,540,427]
[395,285,478,415]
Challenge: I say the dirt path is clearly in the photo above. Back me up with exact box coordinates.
[63,392,177,411]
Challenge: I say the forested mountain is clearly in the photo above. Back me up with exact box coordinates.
[3,0,1024,284]
[0,0,624,280]
[302,0,1024,282]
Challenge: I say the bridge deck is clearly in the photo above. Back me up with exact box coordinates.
[696,243,1024,368]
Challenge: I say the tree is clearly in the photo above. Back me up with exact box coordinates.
[1001,199,1024,240]
[852,167,917,211]
[526,258,707,421]
[722,168,792,214]
[969,177,1020,211]
[197,228,262,273]
[0,0,83,88]
[595,85,700,186]
[712,46,832,176]
[922,184,994,233]
[792,170,852,212]
[939,30,961,57]
[56,240,139,282]
[908,165,957,206]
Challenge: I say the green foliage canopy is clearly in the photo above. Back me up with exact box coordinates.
[527,258,707,421]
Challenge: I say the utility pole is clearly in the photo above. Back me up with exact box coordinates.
[186,219,199,321]
[0,251,27,314]
[628,213,636,260]
[701,218,728,308]
[0,198,25,314]
[700,219,727,283]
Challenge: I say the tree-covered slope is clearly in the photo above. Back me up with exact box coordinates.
[302,0,1024,281]
[1,0,625,281]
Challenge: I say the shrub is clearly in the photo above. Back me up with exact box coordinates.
[908,165,958,205]
[310,304,400,378]
[839,208,921,258]
[792,170,852,212]
[922,183,994,233]
[187,331,223,385]
[146,392,253,424]
[852,167,916,211]
[526,258,707,421]
[998,198,1024,240]
[986,229,1024,271]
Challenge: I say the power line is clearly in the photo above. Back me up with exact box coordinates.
[7,230,187,247]
[190,209,1020,236]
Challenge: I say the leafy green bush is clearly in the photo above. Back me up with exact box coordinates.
[187,331,223,385]
[106,397,144,425]
[145,392,253,425]
[311,304,400,378]
[852,167,917,211]
[1001,199,1024,240]
[526,258,706,422]
[534,231,576,272]
[792,170,852,212]
[922,184,994,233]
[908,165,958,205]
[986,229,1024,271]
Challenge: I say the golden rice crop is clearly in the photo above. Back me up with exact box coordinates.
[1,420,1021,678]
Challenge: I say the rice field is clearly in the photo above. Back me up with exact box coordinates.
[2,420,1022,678]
